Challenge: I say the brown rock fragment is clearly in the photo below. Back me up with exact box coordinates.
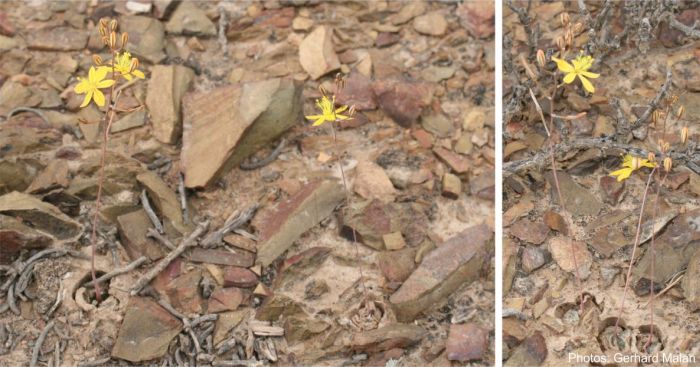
[223,266,258,288]
[189,248,255,268]
[146,65,194,144]
[446,323,489,362]
[299,26,340,80]
[208,287,245,313]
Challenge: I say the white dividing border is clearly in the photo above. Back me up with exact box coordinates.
[494,0,504,365]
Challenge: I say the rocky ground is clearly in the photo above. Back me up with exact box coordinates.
[503,1,700,366]
[0,1,494,366]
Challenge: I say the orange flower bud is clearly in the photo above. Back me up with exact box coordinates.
[663,157,673,172]
[129,57,140,73]
[121,32,129,48]
[109,31,117,49]
[647,152,655,163]
[681,126,689,145]
[536,49,546,68]
[92,54,103,66]
[677,105,685,119]
[560,12,570,27]
[109,19,118,31]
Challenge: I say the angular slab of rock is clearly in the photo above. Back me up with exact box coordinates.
[336,71,376,110]
[137,171,187,234]
[213,309,250,344]
[0,191,81,239]
[25,160,69,194]
[446,323,489,362]
[165,270,205,314]
[112,297,182,362]
[509,219,549,245]
[0,215,52,264]
[433,147,469,174]
[389,224,492,322]
[208,287,245,313]
[27,27,87,51]
[634,209,700,286]
[548,236,592,279]
[223,266,258,288]
[181,78,303,188]
[373,78,433,127]
[544,172,602,217]
[117,209,166,261]
[284,313,330,344]
[166,2,216,36]
[189,248,255,268]
[349,324,426,353]
[121,16,166,64]
[146,65,194,144]
[504,332,547,367]
[378,247,417,283]
[353,160,396,202]
[0,159,35,195]
[299,26,340,80]
[256,180,344,266]
[682,248,700,310]
[341,199,430,251]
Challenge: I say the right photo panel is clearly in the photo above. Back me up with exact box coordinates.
[502,1,699,366]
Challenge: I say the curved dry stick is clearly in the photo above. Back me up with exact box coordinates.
[615,167,656,330]
[30,320,54,367]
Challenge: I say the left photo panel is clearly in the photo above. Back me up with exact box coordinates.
[0,1,495,366]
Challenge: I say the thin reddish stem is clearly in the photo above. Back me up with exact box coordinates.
[644,171,667,351]
[616,166,656,330]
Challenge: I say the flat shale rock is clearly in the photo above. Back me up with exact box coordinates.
[117,209,166,261]
[509,219,549,245]
[341,199,430,251]
[548,236,592,280]
[389,224,492,322]
[223,266,259,288]
[682,248,700,310]
[335,71,376,110]
[256,179,344,266]
[299,26,340,80]
[413,12,447,36]
[353,160,396,202]
[121,15,166,64]
[181,78,303,188]
[0,191,81,239]
[146,65,195,144]
[25,160,69,194]
[457,1,495,38]
[544,171,602,217]
[0,215,52,264]
[378,247,417,283]
[189,248,255,268]
[446,323,488,362]
[165,1,216,36]
[373,78,433,127]
[165,270,205,314]
[349,324,426,353]
[0,159,35,194]
[112,296,182,362]
[137,171,187,234]
[504,332,547,367]
[27,27,87,51]
[208,287,245,313]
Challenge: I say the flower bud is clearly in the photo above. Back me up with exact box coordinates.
[652,110,661,125]
[536,49,546,68]
[663,142,670,153]
[109,19,118,31]
[318,85,328,97]
[681,126,689,145]
[631,156,641,170]
[565,29,574,47]
[121,32,129,48]
[560,12,570,27]
[669,95,679,105]
[556,36,566,51]
[348,105,356,117]
[101,36,109,46]
[92,54,103,66]
[677,105,685,119]
[647,152,655,163]
[573,22,584,33]
[129,57,140,73]
[98,26,106,37]
[99,18,109,31]
[109,31,117,49]
[663,157,673,172]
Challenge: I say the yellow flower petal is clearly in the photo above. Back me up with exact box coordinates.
[335,114,350,120]
[132,69,145,79]
[80,90,92,108]
[96,79,115,89]
[610,167,633,182]
[552,56,574,73]
[579,75,595,93]
[640,159,656,168]
[562,72,576,84]
[580,71,600,79]
[312,118,326,126]
[93,89,106,107]
[74,79,88,94]
[305,115,323,120]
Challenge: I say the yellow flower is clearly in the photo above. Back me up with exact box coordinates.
[74,66,115,108]
[99,51,145,81]
[305,95,351,127]
[609,154,656,182]
[551,53,600,93]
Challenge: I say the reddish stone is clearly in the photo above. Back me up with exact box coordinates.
[255,7,294,28]
[542,210,567,234]
[336,71,377,111]
[506,332,547,366]
[0,216,51,265]
[378,247,417,283]
[411,128,433,148]
[433,147,469,174]
[376,32,401,47]
[599,175,624,205]
[223,267,259,288]
[509,219,549,245]
[373,79,433,127]
[208,287,245,313]
[665,171,690,190]
[117,209,166,261]
[189,248,255,268]
[279,247,332,273]
[457,2,494,38]
[0,12,14,36]
[223,234,257,253]
[165,270,205,314]
[446,323,489,362]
